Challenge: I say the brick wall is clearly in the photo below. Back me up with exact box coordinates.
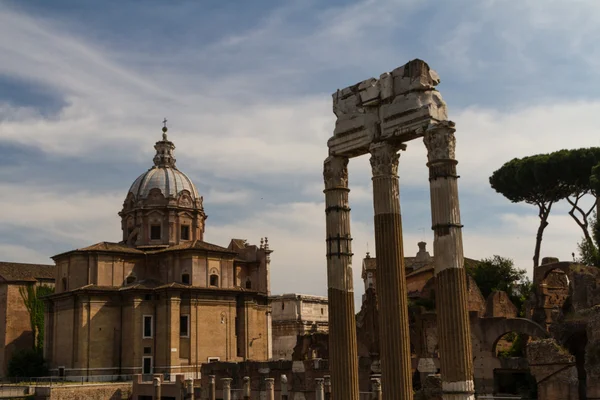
[35,383,132,400]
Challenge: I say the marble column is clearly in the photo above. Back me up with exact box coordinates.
[243,376,251,400]
[423,122,475,400]
[209,375,216,400]
[371,376,382,400]
[281,374,289,400]
[369,142,413,400]
[153,376,161,400]
[265,378,275,400]
[315,378,325,400]
[323,156,360,400]
[222,378,232,400]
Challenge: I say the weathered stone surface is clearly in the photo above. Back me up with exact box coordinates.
[484,291,518,319]
[328,59,448,158]
[414,374,442,400]
[528,339,579,400]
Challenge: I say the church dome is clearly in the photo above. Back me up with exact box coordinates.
[120,122,207,247]
[126,124,200,201]
[128,167,199,200]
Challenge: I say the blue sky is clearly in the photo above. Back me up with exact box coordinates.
[2,0,600,306]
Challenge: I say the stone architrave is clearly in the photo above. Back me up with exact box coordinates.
[369,142,413,400]
[323,156,360,400]
[423,121,475,400]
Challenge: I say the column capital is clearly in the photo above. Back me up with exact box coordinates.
[315,378,324,388]
[424,121,456,163]
[323,156,349,189]
[221,378,232,387]
[369,142,403,177]
[265,377,275,389]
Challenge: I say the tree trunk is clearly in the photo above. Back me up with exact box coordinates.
[533,203,552,268]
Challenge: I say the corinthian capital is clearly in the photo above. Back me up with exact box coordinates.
[423,121,456,162]
[323,156,349,189]
[369,142,401,177]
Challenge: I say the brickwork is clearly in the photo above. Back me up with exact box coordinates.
[34,383,132,400]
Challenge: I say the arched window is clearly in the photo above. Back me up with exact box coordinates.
[210,274,219,287]
[62,277,67,292]
[245,279,252,289]
[182,273,190,285]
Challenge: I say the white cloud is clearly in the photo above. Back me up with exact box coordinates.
[2,0,600,310]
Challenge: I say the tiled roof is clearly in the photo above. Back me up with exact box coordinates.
[0,262,55,282]
[79,242,144,254]
[148,240,235,254]
[54,240,234,258]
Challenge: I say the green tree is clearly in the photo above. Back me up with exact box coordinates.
[466,255,531,314]
[490,154,572,267]
[7,348,48,378]
[554,148,600,248]
[19,284,54,352]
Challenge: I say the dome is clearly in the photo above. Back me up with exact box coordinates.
[128,167,199,200]
[125,124,200,201]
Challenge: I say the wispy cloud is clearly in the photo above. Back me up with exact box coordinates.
[2,0,600,306]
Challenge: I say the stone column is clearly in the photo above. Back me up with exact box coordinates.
[185,378,194,400]
[323,156,360,400]
[265,378,275,400]
[423,122,474,400]
[369,142,413,400]
[222,378,232,400]
[243,376,251,400]
[315,378,325,400]
[371,376,382,400]
[324,375,331,400]
[153,376,161,400]
[209,375,216,400]
[281,374,289,400]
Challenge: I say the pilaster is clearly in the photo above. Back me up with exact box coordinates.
[369,142,413,400]
[323,155,359,400]
[424,121,474,400]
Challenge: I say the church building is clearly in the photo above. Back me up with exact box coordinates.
[43,124,273,378]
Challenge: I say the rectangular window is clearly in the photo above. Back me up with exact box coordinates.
[181,273,190,285]
[180,315,189,337]
[150,225,161,240]
[181,225,190,240]
[142,356,152,374]
[143,315,153,338]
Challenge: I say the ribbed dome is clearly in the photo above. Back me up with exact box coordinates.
[126,125,200,201]
[128,167,199,200]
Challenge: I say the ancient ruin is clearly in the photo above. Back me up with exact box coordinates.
[323,59,474,399]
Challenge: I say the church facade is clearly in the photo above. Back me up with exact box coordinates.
[43,125,273,378]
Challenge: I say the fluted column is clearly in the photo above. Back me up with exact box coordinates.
[323,156,360,400]
[369,142,413,400]
[423,122,474,400]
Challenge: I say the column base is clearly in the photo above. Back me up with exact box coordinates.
[442,380,475,400]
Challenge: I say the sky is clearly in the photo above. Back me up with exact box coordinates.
[2,0,600,307]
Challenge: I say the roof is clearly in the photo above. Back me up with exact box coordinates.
[129,166,199,200]
[406,257,479,277]
[53,240,235,259]
[53,242,144,258]
[148,240,236,255]
[0,262,55,282]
